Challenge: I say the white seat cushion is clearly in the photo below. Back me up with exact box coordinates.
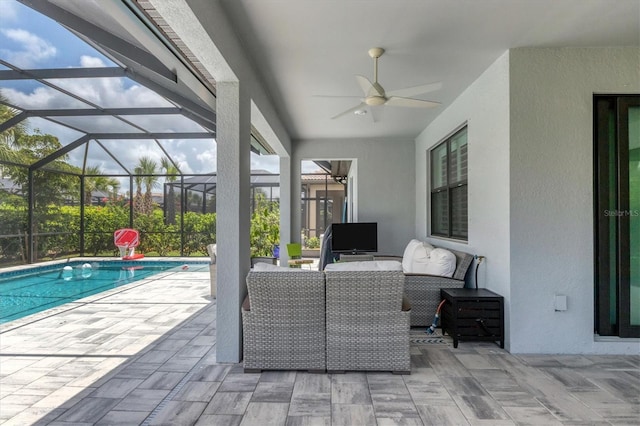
[253,262,309,272]
[324,260,402,271]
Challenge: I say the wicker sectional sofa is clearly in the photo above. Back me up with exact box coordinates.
[404,248,474,326]
[376,247,474,326]
[242,264,410,374]
[242,270,326,372]
[324,269,410,374]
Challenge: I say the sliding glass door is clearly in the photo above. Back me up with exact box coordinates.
[594,95,640,338]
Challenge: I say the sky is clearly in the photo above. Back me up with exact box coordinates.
[0,0,315,185]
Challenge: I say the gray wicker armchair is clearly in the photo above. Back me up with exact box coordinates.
[404,248,474,326]
[324,270,410,374]
[242,271,326,372]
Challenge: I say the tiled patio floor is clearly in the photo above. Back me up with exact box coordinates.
[1,264,638,425]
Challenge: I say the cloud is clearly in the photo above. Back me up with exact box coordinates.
[0,1,19,22]
[3,53,283,179]
[251,155,279,173]
[1,28,56,68]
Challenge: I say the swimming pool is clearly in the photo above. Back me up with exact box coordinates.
[0,260,209,324]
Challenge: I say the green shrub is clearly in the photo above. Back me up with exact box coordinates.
[305,236,320,249]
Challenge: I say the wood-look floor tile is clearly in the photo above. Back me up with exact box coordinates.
[569,389,626,408]
[259,370,297,383]
[440,376,489,397]
[376,415,426,425]
[288,393,331,416]
[250,381,294,403]
[416,404,470,425]
[203,391,252,415]
[112,388,169,411]
[90,378,143,399]
[331,381,372,404]
[536,395,604,422]
[591,403,640,424]
[172,380,220,402]
[502,405,563,425]
[194,414,242,426]
[454,353,500,370]
[138,371,185,390]
[190,364,231,382]
[292,373,331,394]
[240,402,289,425]
[330,372,368,384]
[452,395,510,421]
[218,373,260,392]
[95,410,149,425]
[285,415,331,425]
[330,403,376,426]
[53,397,121,423]
[541,367,599,391]
[372,399,420,417]
[147,400,207,425]
[423,348,470,377]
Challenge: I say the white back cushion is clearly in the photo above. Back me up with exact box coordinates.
[409,248,456,277]
[402,239,432,272]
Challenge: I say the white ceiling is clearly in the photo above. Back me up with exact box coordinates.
[219,0,639,141]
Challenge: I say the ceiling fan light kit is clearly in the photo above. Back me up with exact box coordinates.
[329,47,442,121]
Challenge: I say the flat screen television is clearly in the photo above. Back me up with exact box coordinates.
[331,222,378,254]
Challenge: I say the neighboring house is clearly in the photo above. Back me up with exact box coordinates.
[301,173,346,241]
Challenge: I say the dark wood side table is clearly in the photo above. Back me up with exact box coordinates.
[440,288,504,348]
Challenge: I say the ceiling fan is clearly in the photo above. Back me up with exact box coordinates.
[329,47,442,121]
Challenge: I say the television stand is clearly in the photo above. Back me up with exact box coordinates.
[339,254,374,262]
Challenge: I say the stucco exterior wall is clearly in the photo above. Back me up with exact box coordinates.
[509,47,640,354]
[293,138,415,256]
[415,52,512,347]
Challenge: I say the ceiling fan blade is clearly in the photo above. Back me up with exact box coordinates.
[386,82,442,98]
[331,102,367,120]
[370,105,384,123]
[355,75,382,97]
[313,95,362,98]
[386,96,440,108]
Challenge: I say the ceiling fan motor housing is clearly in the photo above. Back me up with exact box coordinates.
[365,95,386,106]
[368,47,385,58]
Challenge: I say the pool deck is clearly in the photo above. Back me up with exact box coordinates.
[1,262,639,425]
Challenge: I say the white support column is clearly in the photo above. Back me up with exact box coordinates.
[279,156,292,265]
[216,81,251,363]
[291,157,302,244]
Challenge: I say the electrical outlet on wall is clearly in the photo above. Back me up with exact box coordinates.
[554,294,567,311]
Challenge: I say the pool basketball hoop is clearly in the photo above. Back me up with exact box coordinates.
[114,228,145,260]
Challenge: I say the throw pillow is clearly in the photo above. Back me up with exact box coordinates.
[401,239,434,273]
[410,247,456,277]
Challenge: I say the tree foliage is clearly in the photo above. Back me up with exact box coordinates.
[250,193,280,257]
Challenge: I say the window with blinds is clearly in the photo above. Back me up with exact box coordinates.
[429,126,468,240]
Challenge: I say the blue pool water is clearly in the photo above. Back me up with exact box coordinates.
[0,260,208,324]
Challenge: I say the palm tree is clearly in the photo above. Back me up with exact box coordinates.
[106,178,120,203]
[133,168,144,214]
[0,91,26,165]
[136,156,159,215]
[83,165,111,205]
[161,157,179,224]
